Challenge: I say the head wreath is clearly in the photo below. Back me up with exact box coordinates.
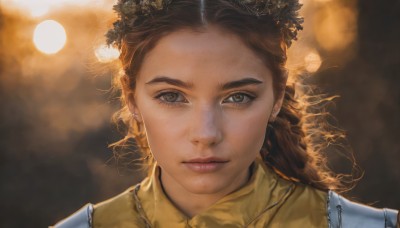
[106,0,303,48]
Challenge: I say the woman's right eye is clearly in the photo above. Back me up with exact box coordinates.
[155,91,188,105]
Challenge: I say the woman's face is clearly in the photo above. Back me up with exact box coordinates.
[131,26,282,196]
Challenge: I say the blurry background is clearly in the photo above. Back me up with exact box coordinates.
[0,0,398,227]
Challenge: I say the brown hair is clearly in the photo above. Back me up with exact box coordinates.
[110,0,344,191]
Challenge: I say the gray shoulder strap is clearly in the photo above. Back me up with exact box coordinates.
[328,191,398,228]
[52,203,93,228]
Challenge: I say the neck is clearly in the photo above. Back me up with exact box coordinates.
[159,167,251,218]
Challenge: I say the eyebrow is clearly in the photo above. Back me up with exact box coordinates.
[145,76,263,90]
[145,76,194,89]
[220,78,263,90]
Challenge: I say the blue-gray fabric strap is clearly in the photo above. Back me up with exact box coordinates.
[52,203,93,228]
[328,191,398,228]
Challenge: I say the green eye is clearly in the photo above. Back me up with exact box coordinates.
[162,93,178,102]
[157,92,187,104]
[224,93,254,104]
[232,94,246,102]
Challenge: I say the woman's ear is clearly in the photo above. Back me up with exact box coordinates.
[270,93,284,122]
[126,96,142,123]
[126,92,143,123]
[270,71,288,122]
[121,76,143,122]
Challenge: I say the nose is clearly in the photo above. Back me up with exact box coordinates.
[189,105,223,148]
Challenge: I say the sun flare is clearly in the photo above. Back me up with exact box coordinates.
[33,20,67,55]
[11,0,95,17]
[305,51,322,73]
[95,45,120,63]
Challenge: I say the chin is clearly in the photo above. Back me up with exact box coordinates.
[183,177,228,195]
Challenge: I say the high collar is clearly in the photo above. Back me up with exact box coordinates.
[136,158,295,227]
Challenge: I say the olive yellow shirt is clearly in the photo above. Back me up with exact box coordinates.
[93,159,328,227]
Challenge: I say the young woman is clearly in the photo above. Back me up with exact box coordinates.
[54,0,399,227]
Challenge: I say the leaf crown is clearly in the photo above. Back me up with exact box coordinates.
[106,0,304,48]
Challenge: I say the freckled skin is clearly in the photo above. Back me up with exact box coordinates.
[129,26,283,217]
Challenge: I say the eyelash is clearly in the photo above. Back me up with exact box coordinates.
[154,91,188,107]
[222,92,256,106]
[153,90,257,108]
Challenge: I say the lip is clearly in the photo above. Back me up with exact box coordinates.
[182,157,229,173]
[184,157,228,163]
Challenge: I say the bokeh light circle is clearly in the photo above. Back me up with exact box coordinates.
[95,44,120,63]
[305,51,322,73]
[33,20,67,54]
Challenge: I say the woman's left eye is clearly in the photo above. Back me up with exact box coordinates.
[155,91,188,105]
[223,93,255,104]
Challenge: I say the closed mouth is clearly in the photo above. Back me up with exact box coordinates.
[183,157,229,163]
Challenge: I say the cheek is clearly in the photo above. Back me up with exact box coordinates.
[137,102,188,155]
[225,102,272,154]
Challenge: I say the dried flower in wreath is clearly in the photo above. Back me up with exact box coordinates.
[106,0,303,48]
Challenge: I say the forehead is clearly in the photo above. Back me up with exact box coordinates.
[137,25,272,84]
